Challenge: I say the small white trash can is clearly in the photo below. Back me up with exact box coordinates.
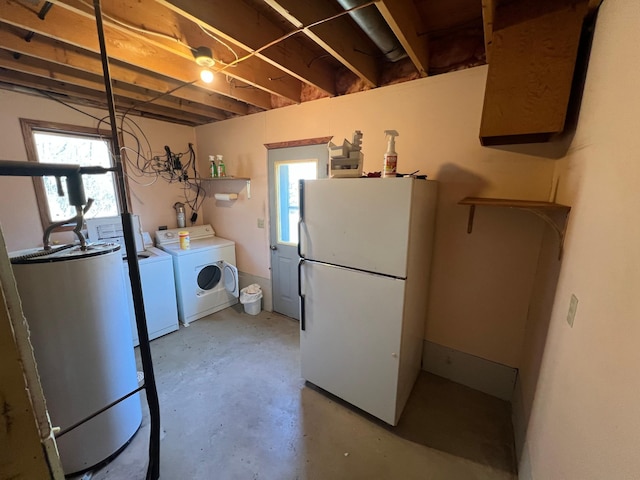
[240,284,263,315]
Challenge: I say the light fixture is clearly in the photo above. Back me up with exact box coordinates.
[194,46,215,68]
[200,69,214,83]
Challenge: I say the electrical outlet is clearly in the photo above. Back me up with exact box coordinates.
[567,294,578,327]
[257,218,264,229]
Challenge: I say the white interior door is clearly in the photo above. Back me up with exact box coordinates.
[268,144,327,319]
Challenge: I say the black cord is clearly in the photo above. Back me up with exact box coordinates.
[38,83,205,220]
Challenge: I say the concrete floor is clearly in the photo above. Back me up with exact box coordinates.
[73,306,517,480]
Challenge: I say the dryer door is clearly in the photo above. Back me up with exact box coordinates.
[222,262,239,297]
[196,263,222,295]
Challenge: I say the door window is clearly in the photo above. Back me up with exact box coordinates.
[275,161,317,245]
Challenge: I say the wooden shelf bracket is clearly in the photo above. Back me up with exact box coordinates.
[459,197,571,259]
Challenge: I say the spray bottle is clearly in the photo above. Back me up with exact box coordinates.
[383,130,399,178]
[217,154,226,177]
[209,155,218,178]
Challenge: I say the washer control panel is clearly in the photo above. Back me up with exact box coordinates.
[155,225,215,245]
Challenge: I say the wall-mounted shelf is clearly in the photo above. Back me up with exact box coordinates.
[201,177,251,199]
[459,197,571,259]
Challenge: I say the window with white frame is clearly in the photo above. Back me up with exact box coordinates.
[20,119,122,230]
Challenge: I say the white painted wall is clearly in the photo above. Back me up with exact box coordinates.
[0,90,197,251]
[195,66,556,367]
[518,0,640,478]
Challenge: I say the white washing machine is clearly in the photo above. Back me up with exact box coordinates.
[86,216,179,346]
[155,225,239,325]
[123,241,179,346]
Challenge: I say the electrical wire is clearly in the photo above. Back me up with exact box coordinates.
[38,90,206,220]
[77,0,375,80]
[215,0,378,75]
[197,24,239,67]
[79,0,241,70]
[40,90,106,123]
[77,0,195,53]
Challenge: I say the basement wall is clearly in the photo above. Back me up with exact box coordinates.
[195,65,558,369]
[516,0,640,478]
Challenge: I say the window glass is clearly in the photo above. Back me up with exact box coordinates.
[275,161,317,245]
[33,131,118,221]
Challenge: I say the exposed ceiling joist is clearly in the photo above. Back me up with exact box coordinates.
[158,0,337,96]
[0,67,211,125]
[1,0,273,109]
[375,0,429,77]
[50,0,304,103]
[0,49,227,121]
[0,0,519,126]
[0,26,246,116]
[264,0,379,87]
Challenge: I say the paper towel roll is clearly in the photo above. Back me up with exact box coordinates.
[214,193,238,201]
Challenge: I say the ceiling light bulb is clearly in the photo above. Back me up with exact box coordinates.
[200,69,214,83]
[194,46,215,68]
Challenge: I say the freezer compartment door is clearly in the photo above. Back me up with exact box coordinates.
[300,178,413,277]
[300,260,405,425]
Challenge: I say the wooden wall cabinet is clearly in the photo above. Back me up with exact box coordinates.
[479,0,590,146]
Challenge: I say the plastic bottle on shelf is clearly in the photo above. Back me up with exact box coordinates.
[217,154,226,177]
[382,130,399,178]
[209,155,218,178]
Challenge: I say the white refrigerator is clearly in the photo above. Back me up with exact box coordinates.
[298,177,438,425]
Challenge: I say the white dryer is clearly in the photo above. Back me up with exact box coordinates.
[155,225,239,325]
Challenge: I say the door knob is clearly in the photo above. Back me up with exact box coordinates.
[270,245,277,251]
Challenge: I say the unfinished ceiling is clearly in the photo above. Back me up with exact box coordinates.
[0,0,600,127]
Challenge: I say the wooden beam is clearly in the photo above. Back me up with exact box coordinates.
[264,0,378,87]
[481,0,495,63]
[0,49,227,121]
[375,0,429,77]
[158,0,336,95]
[50,0,303,103]
[0,68,213,125]
[0,0,273,109]
[0,26,247,116]
[264,136,333,150]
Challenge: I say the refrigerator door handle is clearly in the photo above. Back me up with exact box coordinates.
[298,258,305,331]
[299,179,305,221]
[297,218,304,259]
[298,179,305,259]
